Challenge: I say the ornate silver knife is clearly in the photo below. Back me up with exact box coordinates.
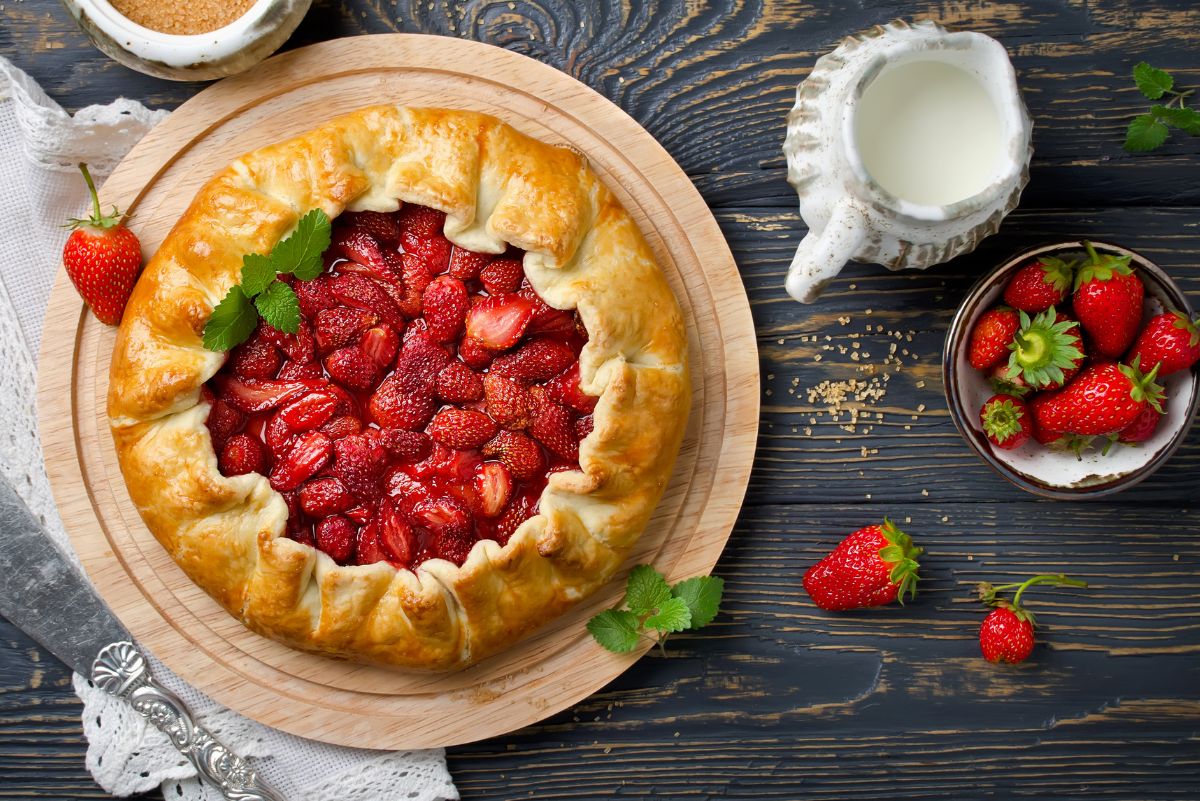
[0,475,283,801]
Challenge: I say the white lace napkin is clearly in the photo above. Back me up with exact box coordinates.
[0,56,458,801]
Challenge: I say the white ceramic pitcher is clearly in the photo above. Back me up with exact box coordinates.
[783,19,1033,303]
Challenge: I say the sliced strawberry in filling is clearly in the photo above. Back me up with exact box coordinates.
[205,203,594,568]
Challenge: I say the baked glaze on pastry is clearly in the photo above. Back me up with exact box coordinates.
[106,107,690,670]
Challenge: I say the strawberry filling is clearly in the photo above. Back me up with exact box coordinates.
[203,204,593,569]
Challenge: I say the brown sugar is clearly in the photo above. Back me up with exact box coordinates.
[110,0,257,35]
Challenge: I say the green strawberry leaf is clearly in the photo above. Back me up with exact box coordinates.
[586,609,641,653]
[625,564,672,617]
[240,252,277,297]
[271,209,332,280]
[202,285,259,351]
[1134,62,1174,100]
[254,279,300,334]
[644,597,691,634]
[1125,113,1170,152]
[671,575,724,630]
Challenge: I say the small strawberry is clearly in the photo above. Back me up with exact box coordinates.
[979,394,1033,450]
[323,346,379,391]
[331,272,404,329]
[429,408,498,450]
[380,428,432,463]
[491,486,539,545]
[228,335,282,379]
[62,163,142,325]
[483,373,531,429]
[481,430,545,481]
[575,413,594,440]
[314,307,378,353]
[277,391,339,431]
[491,338,576,385]
[315,515,356,563]
[968,307,1020,371]
[377,502,416,566]
[320,414,363,440]
[436,361,484,403]
[296,274,338,319]
[339,210,401,246]
[360,324,400,369]
[987,363,1031,398]
[529,394,579,461]
[218,433,267,476]
[268,430,333,491]
[422,275,469,342]
[977,573,1087,664]
[214,377,324,414]
[542,362,597,413]
[260,319,315,364]
[1117,405,1162,444]
[1073,242,1145,359]
[205,398,245,451]
[802,520,921,611]
[369,334,450,429]
[465,294,536,350]
[1002,256,1075,313]
[472,461,514,518]
[298,477,354,517]
[1035,360,1163,436]
[447,246,493,280]
[1006,308,1086,390]
[1126,310,1200,377]
[458,336,498,370]
[480,259,525,295]
[332,433,387,501]
[354,520,389,565]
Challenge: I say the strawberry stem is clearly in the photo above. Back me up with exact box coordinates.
[1011,573,1088,610]
[79,162,101,222]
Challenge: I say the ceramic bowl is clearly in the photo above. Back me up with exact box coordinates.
[60,0,311,81]
[944,240,1199,499]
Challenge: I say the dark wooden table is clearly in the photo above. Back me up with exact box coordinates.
[3,2,1199,798]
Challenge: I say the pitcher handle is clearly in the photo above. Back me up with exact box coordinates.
[785,200,867,303]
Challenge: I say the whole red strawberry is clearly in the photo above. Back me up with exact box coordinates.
[1033,360,1163,436]
[802,519,922,611]
[1126,310,1200,377]
[1117,405,1162,444]
[977,573,1087,664]
[62,163,142,325]
[1005,308,1086,390]
[1073,242,1144,359]
[968,307,1020,371]
[1002,256,1075,313]
[979,394,1033,450]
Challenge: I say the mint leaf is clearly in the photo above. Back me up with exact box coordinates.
[625,565,672,617]
[272,209,331,280]
[1134,62,1173,100]
[240,252,277,297]
[202,285,258,351]
[1125,113,1170,152]
[1153,105,1200,135]
[254,279,299,334]
[644,597,691,634]
[672,575,724,629]
[586,609,641,653]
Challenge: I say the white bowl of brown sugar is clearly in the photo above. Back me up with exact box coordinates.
[61,0,312,81]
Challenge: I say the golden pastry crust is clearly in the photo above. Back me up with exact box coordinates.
[107,107,690,670]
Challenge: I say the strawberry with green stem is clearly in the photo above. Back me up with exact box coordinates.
[1033,358,1164,437]
[802,519,922,611]
[1002,256,1076,313]
[1126,310,1200,377]
[62,163,143,325]
[1005,307,1086,390]
[977,574,1088,664]
[979,394,1033,450]
[1073,242,1144,359]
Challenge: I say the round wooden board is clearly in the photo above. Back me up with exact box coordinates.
[37,34,758,749]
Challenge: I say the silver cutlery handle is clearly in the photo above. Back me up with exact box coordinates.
[91,641,284,801]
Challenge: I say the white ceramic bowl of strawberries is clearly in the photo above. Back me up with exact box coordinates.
[944,241,1200,498]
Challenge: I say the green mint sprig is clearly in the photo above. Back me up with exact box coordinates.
[202,209,332,351]
[587,565,723,656]
[1125,63,1200,152]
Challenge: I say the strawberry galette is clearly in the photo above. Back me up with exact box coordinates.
[107,107,690,670]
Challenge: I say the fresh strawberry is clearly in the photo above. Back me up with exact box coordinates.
[62,163,142,325]
[1002,256,1075,313]
[480,259,525,295]
[1126,310,1200,377]
[298,477,354,517]
[360,324,400,369]
[801,519,921,611]
[320,414,363,440]
[277,391,339,431]
[314,515,356,563]
[459,336,497,370]
[483,373,531,429]
[491,338,576,385]
[214,377,323,413]
[295,274,338,318]
[422,276,469,342]
[472,462,514,518]
[429,408,498,450]
[218,433,267,476]
[542,362,596,413]
[268,430,332,491]
[314,307,378,353]
[411,496,474,564]
[369,334,450,429]
[277,360,323,380]
[354,520,389,565]
[205,398,245,451]
[1005,308,1086,390]
[1035,360,1163,436]
[436,361,483,402]
[529,394,579,461]
[447,246,492,280]
[339,210,401,246]
[977,573,1087,664]
[376,499,416,566]
[323,346,378,391]
[980,394,1033,450]
[380,428,433,463]
[1073,242,1145,358]
[968,307,1020,371]
[481,431,545,481]
[465,295,536,350]
[260,320,315,364]
[1118,405,1162,443]
[331,272,403,328]
[1028,393,1064,445]
[228,335,282,379]
[332,433,386,501]
[987,363,1031,398]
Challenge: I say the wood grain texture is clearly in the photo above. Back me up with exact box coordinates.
[3,0,1200,798]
